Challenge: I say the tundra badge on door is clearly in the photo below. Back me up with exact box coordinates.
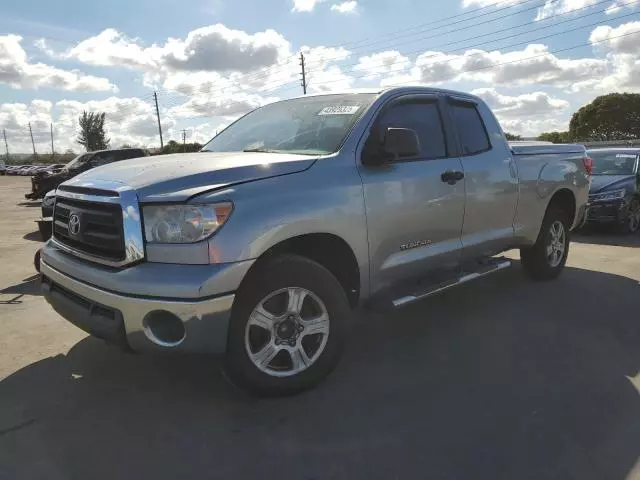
[400,239,432,251]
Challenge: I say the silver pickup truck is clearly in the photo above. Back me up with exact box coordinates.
[40,87,590,396]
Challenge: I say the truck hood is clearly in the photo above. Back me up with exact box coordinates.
[63,152,317,202]
[589,174,636,194]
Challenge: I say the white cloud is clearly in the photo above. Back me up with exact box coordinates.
[331,1,358,13]
[574,21,640,92]
[301,45,354,92]
[462,0,519,6]
[168,92,277,118]
[0,35,117,92]
[498,117,569,137]
[590,21,640,55]
[354,51,410,79]
[462,0,636,20]
[383,44,607,88]
[535,0,599,20]
[1,96,183,154]
[65,25,292,74]
[471,88,569,117]
[292,0,325,12]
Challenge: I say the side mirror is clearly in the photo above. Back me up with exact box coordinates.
[383,128,420,158]
[361,127,420,166]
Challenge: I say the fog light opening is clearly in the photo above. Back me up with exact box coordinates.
[143,311,186,347]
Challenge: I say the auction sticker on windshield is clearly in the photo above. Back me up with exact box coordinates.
[318,105,361,115]
[616,154,637,158]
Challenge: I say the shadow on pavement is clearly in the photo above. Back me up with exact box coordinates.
[22,231,43,243]
[16,201,40,208]
[0,275,42,304]
[1,264,639,479]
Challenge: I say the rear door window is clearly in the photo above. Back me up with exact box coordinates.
[450,102,491,156]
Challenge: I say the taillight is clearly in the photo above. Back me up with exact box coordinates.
[583,156,593,175]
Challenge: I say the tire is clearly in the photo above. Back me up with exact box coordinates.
[520,206,570,281]
[34,248,41,273]
[620,197,640,234]
[224,254,350,397]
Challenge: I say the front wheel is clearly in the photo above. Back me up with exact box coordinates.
[622,197,640,234]
[520,206,570,281]
[224,254,349,397]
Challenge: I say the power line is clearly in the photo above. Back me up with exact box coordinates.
[326,0,541,50]
[307,0,635,75]
[330,0,638,72]
[344,0,547,56]
[387,27,640,88]
[306,9,640,88]
[149,0,633,109]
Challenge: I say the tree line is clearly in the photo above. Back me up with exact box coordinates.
[527,93,640,143]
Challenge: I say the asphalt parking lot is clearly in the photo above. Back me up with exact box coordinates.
[1,175,639,480]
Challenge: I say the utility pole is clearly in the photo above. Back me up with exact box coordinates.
[2,129,9,162]
[28,122,37,157]
[181,129,187,152]
[153,91,164,150]
[50,123,55,158]
[299,52,307,95]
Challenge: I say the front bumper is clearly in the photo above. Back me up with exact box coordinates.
[40,251,252,354]
[586,199,628,224]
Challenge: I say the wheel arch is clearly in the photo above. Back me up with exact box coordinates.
[547,188,577,228]
[240,233,361,308]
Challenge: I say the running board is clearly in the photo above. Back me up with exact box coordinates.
[391,258,511,308]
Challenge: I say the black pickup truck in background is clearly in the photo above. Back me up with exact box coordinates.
[26,148,150,200]
[33,148,150,240]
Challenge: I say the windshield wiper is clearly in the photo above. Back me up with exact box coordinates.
[242,147,282,153]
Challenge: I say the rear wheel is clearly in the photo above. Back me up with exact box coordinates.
[520,206,570,281]
[224,254,349,397]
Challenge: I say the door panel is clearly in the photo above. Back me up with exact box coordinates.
[357,96,465,294]
[448,99,518,258]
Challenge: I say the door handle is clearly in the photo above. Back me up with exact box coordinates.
[441,170,464,185]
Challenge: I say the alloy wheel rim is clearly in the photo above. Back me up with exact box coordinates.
[244,287,330,377]
[629,201,640,232]
[546,220,566,268]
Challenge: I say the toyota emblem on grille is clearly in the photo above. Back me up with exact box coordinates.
[68,213,81,235]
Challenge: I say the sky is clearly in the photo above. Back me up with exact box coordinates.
[1,0,639,154]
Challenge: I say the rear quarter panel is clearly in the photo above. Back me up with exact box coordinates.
[511,146,590,245]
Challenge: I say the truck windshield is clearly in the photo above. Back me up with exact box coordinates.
[201,93,377,155]
[64,153,92,171]
[589,151,637,175]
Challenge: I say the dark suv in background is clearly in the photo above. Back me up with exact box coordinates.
[35,148,150,240]
[27,148,150,200]
[585,148,640,233]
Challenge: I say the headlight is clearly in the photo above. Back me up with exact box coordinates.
[42,191,56,207]
[142,202,233,244]
[589,189,626,202]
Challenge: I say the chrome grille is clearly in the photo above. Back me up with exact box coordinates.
[50,181,145,268]
[53,197,125,261]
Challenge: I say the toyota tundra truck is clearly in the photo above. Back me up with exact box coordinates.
[39,87,590,396]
